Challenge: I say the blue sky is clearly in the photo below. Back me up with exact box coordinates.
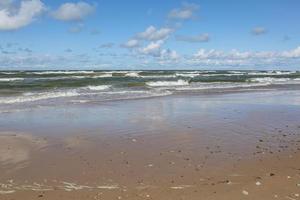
[0,0,300,70]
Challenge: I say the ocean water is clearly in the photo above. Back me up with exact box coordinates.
[0,70,300,111]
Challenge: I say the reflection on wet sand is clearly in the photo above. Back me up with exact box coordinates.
[0,91,300,199]
[0,132,47,167]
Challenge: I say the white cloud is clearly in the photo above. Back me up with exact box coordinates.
[0,0,45,31]
[52,2,95,21]
[190,46,300,67]
[138,40,180,62]
[137,25,174,41]
[139,40,164,56]
[160,49,180,61]
[168,3,199,20]
[176,33,210,43]
[193,49,274,60]
[252,27,267,35]
[121,39,140,48]
[282,46,300,58]
[1,46,300,70]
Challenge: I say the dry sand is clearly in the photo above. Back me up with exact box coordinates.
[0,91,300,199]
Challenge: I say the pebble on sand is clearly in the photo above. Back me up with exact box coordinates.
[242,190,249,195]
[255,181,261,186]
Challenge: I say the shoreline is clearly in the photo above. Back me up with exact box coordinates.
[1,90,300,199]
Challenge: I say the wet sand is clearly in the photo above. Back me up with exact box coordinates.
[1,90,300,199]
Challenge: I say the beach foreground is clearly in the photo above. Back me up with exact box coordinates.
[1,90,300,199]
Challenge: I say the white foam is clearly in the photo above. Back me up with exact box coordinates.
[0,190,15,194]
[85,85,111,91]
[97,185,119,189]
[248,71,293,75]
[146,79,189,87]
[32,76,87,80]
[251,77,290,83]
[61,182,92,191]
[0,78,24,82]
[274,71,294,75]
[201,74,242,77]
[141,75,176,78]
[175,82,271,91]
[30,71,94,75]
[92,74,113,78]
[0,90,80,104]
[125,72,140,77]
[170,185,194,190]
[176,73,200,78]
[0,72,17,75]
[228,71,245,74]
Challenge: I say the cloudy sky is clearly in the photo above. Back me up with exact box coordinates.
[0,0,299,70]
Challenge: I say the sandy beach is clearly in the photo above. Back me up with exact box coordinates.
[0,90,299,199]
[0,0,299,198]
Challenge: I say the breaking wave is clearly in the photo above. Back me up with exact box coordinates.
[146,80,189,87]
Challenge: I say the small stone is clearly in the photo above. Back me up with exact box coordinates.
[255,181,261,186]
[226,180,232,185]
[132,139,137,142]
[242,190,249,195]
[295,194,299,197]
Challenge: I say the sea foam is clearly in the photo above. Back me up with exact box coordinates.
[146,80,189,87]
[85,85,111,91]
[0,90,80,104]
[0,78,24,82]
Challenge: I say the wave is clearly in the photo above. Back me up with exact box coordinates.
[228,71,245,74]
[146,80,189,87]
[0,90,80,104]
[175,82,271,91]
[91,74,113,78]
[29,71,95,75]
[176,73,200,78]
[97,90,173,100]
[250,77,291,83]
[125,72,140,77]
[0,72,19,75]
[0,88,173,105]
[0,78,24,82]
[247,71,294,75]
[141,75,176,78]
[201,74,243,77]
[85,85,111,91]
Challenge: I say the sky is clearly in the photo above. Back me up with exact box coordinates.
[0,0,300,70]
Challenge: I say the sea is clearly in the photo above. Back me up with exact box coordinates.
[0,70,300,112]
